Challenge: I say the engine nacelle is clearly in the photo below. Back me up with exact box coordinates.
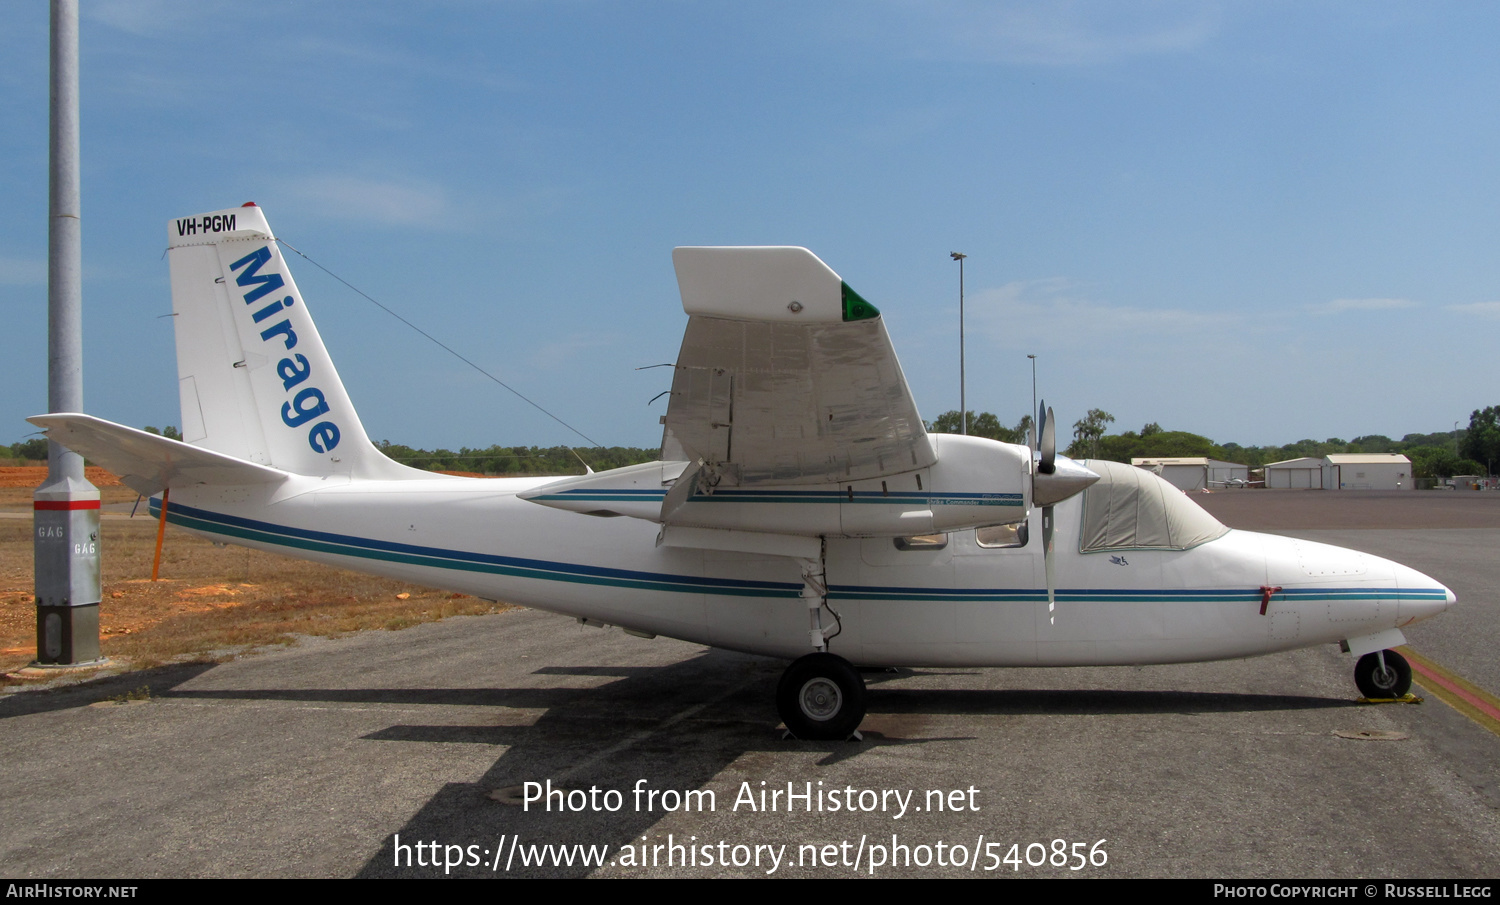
[521,434,1044,538]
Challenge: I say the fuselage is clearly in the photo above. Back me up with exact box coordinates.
[156,471,1454,668]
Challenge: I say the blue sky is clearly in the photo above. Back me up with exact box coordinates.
[4,2,1497,453]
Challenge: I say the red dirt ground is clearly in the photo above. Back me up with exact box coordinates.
[0,466,120,488]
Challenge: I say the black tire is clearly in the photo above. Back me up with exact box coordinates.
[1355,650,1412,698]
[776,652,866,740]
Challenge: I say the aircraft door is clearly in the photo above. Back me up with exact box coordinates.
[844,532,958,659]
[953,515,1040,663]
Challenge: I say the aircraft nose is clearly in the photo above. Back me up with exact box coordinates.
[1392,560,1455,623]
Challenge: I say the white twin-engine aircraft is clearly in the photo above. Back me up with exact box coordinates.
[32,205,1453,739]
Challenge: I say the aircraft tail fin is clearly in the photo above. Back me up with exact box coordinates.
[167,205,424,480]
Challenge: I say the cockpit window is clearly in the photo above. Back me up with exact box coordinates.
[1077,459,1229,553]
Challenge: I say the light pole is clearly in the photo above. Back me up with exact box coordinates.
[34,0,101,666]
[1027,354,1037,434]
[951,252,966,434]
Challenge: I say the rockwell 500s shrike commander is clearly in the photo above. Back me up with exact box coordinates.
[32,205,1452,739]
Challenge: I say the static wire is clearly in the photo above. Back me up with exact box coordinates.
[275,238,604,452]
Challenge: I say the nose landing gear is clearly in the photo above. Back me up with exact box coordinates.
[1355,649,1412,699]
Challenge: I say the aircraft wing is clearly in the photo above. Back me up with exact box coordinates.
[662,247,935,486]
[27,413,290,497]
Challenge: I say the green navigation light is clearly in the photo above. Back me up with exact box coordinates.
[841,282,880,322]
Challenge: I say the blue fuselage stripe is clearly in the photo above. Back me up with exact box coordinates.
[151,500,1444,605]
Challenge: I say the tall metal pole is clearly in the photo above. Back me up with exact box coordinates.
[1027,354,1037,429]
[951,252,966,434]
[34,0,101,665]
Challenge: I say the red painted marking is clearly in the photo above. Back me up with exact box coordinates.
[1412,661,1500,723]
[33,500,100,511]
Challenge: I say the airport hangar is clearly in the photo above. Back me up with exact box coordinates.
[1263,453,1414,490]
[1130,457,1248,491]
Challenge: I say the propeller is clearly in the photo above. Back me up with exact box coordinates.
[1030,401,1100,625]
[1037,403,1055,476]
[1038,402,1057,624]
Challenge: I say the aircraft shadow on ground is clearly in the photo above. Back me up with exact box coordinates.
[342,651,1354,877]
[867,687,1351,716]
[350,648,781,878]
[0,660,217,719]
[0,650,1360,878]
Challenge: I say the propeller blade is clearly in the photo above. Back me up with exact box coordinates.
[1043,503,1056,625]
[1038,403,1056,475]
[1031,401,1079,625]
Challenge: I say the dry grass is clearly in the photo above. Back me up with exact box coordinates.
[0,512,511,681]
[0,468,514,681]
[0,465,127,495]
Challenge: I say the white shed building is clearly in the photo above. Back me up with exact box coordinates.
[1322,453,1412,491]
[1264,457,1325,489]
[1131,457,1248,491]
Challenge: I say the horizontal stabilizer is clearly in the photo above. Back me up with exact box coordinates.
[27,413,289,497]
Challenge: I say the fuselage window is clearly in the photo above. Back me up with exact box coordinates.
[894,533,948,551]
[976,522,1028,549]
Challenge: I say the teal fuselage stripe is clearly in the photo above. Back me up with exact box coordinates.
[151,500,1445,606]
[155,500,798,598]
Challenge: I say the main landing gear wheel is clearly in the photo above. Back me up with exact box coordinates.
[777,652,866,740]
[1355,649,1412,698]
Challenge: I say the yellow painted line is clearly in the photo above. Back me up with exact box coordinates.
[1397,645,1500,737]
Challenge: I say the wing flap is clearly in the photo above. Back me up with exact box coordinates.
[27,413,290,497]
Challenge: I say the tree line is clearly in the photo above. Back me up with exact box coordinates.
[925,408,1492,480]
[372,441,658,475]
[3,428,658,476]
[8,409,1500,480]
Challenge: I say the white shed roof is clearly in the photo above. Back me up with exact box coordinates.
[1264,457,1324,468]
[1324,453,1411,465]
[1130,457,1245,468]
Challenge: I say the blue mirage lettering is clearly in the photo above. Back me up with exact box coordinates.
[174,213,236,237]
[228,246,341,453]
[231,246,285,304]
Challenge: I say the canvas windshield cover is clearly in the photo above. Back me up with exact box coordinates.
[1078,459,1229,552]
